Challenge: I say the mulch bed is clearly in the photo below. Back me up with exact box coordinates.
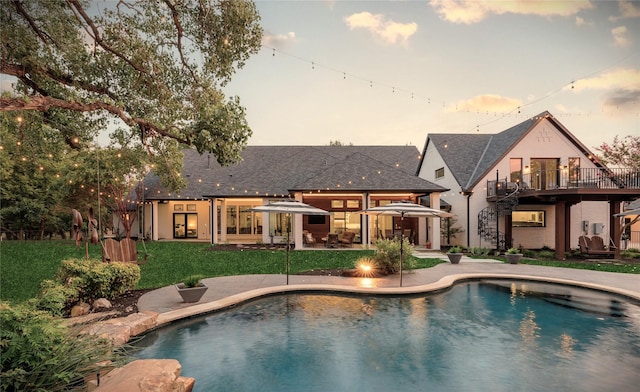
[207,244,288,251]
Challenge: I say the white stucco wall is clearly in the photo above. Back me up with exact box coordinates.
[419,118,617,250]
[418,141,469,246]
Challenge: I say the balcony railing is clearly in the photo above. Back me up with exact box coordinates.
[487,168,640,197]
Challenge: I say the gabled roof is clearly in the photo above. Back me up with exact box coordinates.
[421,111,601,191]
[143,146,448,200]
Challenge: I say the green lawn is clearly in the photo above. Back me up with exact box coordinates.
[0,240,444,303]
[2,240,636,304]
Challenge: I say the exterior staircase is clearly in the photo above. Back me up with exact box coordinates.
[478,181,522,250]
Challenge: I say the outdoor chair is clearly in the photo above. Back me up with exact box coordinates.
[338,231,355,247]
[325,233,339,248]
[303,231,318,247]
[102,238,147,264]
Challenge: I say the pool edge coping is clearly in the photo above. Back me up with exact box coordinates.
[153,273,640,326]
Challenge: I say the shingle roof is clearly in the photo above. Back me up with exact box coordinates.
[425,111,582,190]
[143,145,448,200]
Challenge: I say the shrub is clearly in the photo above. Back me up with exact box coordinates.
[30,280,79,317]
[468,247,491,256]
[536,250,556,259]
[28,259,141,317]
[0,302,117,391]
[621,249,640,259]
[372,238,415,274]
[506,247,521,254]
[55,258,140,302]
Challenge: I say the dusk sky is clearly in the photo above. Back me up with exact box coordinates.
[224,0,639,152]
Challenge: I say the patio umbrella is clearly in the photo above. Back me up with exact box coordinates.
[250,200,330,284]
[614,208,640,217]
[358,201,454,286]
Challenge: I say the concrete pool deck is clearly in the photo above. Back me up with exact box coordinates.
[137,252,640,326]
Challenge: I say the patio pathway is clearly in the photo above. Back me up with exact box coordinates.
[137,251,640,326]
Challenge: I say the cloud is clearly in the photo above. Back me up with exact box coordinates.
[609,0,640,22]
[429,0,593,24]
[450,94,523,112]
[569,68,640,91]
[611,26,631,47]
[344,12,417,45]
[262,32,297,50]
[603,88,640,110]
[568,68,640,113]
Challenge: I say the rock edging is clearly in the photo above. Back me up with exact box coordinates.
[80,311,195,391]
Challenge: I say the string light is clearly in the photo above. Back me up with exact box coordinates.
[262,44,637,131]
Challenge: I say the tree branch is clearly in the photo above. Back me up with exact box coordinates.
[161,0,199,82]
[67,0,150,77]
[11,0,56,47]
[0,96,191,145]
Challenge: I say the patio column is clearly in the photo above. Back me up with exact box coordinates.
[151,201,159,241]
[220,199,227,243]
[211,199,218,245]
[554,200,566,260]
[362,193,370,246]
[610,201,621,258]
[429,193,441,250]
[294,193,303,250]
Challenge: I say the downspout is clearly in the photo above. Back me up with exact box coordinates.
[467,193,471,247]
[363,192,370,247]
[462,190,473,247]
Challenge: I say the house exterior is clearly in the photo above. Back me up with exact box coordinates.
[417,111,639,258]
[132,146,449,250]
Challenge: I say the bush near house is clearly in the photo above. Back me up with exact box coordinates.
[621,248,640,259]
[371,238,416,274]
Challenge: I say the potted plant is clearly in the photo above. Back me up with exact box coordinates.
[505,247,522,264]
[175,275,208,302]
[447,246,463,264]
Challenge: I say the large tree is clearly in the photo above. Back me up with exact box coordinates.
[0,110,89,239]
[0,0,262,191]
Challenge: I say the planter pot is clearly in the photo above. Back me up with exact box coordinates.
[506,254,522,264]
[447,253,463,264]
[175,283,208,303]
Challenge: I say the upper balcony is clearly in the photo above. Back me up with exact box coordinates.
[487,167,640,202]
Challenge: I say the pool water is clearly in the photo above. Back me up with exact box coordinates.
[132,282,640,391]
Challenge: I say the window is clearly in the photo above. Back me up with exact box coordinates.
[331,200,344,208]
[569,157,580,182]
[174,213,198,238]
[530,158,559,190]
[510,158,522,183]
[435,167,445,179]
[269,213,290,236]
[346,200,360,209]
[512,211,545,227]
[226,203,262,235]
[308,215,326,225]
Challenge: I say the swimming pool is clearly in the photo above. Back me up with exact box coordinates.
[132,281,640,391]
